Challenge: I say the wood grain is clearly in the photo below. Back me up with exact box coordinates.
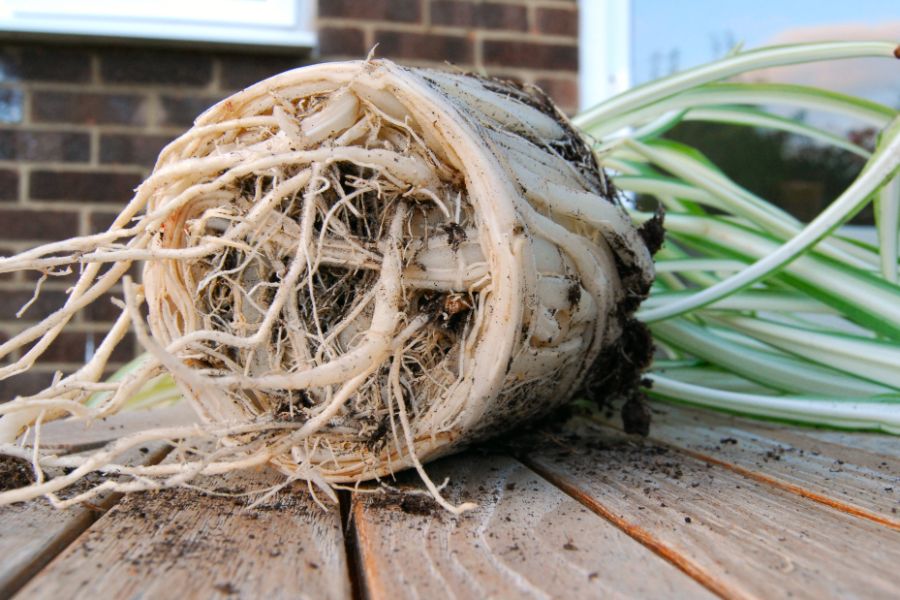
[524,420,900,600]
[0,443,169,598]
[351,451,716,599]
[14,464,350,600]
[600,403,900,528]
[795,427,900,460]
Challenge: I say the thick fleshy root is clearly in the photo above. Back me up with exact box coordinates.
[0,59,653,511]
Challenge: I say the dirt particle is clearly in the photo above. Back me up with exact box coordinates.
[621,395,652,436]
[637,210,665,255]
[368,490,439,517]
[213,582,237,595]
[563,540,578,551]
[566,281,582,306]
[0,454,34,492]
[585,318,655,436]
[440,222,467,251]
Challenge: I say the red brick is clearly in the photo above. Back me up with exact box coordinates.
[534,7,579,37]
[0,129,90,163]
[29,170,142,203]
[482,40,577,70]
[33,331,90,364]
[159,94,220,128]
[100,49,213,86]
[38,331,135,364]
[0,45,92,83]
[218,53,311,90]
[0,169,18,201]
[432,1,527,30]
[100,133,174,167]
[0,207,79,239]
[0,89,24,124]
[0,370,55,400]
[0,245,14,281]
[319,0,421,23]
[0,289,69,322]
[88,210,121,234]
[85,292,127,323]
[31,91,148,126]
[479,3,528,30]
[535,77,578,112]
[373,31,473,64]
[430,1,475,27]
[319,27,367,58]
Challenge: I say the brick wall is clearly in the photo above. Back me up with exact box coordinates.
[0,0,579,398]
[319,0,579,110]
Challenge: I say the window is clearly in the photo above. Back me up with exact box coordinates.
[0,0,316,48]
[578,0,632,110]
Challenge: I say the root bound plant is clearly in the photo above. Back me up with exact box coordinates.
[5,41,898,512]
[0,60,654,511]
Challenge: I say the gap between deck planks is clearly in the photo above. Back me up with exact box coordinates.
[596,402,900,529]
[349,452,715,599]
[12,456,350,600]
[349,408,899,599]
[522,418,900,600]
[0,443,169,598]
[17,472,349,599]
[3,402,899,599]
[0,406,191,598]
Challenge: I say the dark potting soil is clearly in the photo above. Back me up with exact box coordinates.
[366,490,439,517]
[584,316,656,436]
[0,454,34,492]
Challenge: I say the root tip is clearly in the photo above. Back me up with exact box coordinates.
[452,501,479,515]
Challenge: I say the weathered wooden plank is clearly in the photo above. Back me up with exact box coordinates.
[600,403,900,528]
[0,407,186,597]
[0,443,169,598]
[14,464,351,600]
[524,420,900,600]
[794,428,900,461]
[352,452,716,599]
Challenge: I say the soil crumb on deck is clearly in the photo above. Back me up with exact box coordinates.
[0,454,34,492]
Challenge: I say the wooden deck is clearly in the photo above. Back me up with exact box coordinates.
[1,402,898,599]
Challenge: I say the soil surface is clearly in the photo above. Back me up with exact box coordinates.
[0,454,34,492]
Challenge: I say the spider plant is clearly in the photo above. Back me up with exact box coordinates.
[577,41,900,433]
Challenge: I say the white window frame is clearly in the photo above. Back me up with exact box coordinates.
[0,0,316,49]
[579,0,632,110]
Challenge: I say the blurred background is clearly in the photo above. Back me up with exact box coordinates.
[631,0,900,224]
[0,0,896,398]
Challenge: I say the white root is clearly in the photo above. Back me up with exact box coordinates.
[0,59,653,511]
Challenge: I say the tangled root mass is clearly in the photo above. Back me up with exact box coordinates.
[0,60,654,511]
